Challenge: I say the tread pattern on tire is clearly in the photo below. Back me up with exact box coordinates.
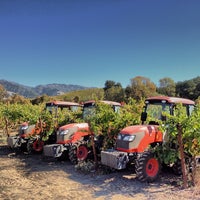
[135,151,160,182]
[69,141,88,165]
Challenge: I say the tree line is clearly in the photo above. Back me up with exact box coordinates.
[0,75,200,104]
[104,76,200,102]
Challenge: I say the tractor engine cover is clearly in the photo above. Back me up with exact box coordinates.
[101,150,128,170]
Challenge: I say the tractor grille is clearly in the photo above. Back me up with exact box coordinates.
[56,129,75,143]
[101,150,128,170]
[116,140,135,150]
[57,135,68,142]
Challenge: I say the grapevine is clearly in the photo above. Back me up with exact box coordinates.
[155,103,200,187]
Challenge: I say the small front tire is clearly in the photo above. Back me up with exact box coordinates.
[69,141,89,165]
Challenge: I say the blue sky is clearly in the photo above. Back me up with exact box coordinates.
[0,0,200,88]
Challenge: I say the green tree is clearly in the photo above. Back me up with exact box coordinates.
[157,77,176,96]
[31,95,50,105]
[126,76,157,100]
[176,76,200,100]
[8,94,30,104]
[104,80,125,102]
[104,80,115,90]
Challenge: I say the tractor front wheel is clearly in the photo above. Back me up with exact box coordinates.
[77,143,88,161]
[32,139,44,153]
[69,141,89,165]
[135,151,160,182]
[26,140,34,154]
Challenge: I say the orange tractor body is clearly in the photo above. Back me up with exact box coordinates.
[101,96,195,182]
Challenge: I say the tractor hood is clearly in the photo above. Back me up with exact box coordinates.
[59,123,89,131]
[56,123,90,144]
[116,125,163,153]
[120,125,159,135]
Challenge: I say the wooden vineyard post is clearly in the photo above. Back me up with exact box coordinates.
[88,121,98,170]
[177,123,188,188]
[4,117,9,137]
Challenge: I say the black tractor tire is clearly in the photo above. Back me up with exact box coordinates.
[69,143,78,165]
[20,142,28,152]
[26,140,34,154]
[32,138,44,153]
[172,154,193,175]
[172,159,182,175]
[57,150,69,161]
[135,151,160,182]
[69,141,89,165]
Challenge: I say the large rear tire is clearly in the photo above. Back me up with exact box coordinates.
[172,159,182,175]
[135,151,160,182]
[69,141,89,165]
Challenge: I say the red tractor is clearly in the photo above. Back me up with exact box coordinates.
[7,100,81,153]
[101,96,195,182]
[7,121,43,153]
[43,100,122,163]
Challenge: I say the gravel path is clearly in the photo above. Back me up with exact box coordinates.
[0,138,200,200]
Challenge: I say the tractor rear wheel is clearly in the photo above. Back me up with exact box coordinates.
[69,141,89,165]
[135,151,160,182]
[172,159,182,175]
[172,154,193,175]
[32,139,44,153]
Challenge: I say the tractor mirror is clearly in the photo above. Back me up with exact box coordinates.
[141,112,147,122]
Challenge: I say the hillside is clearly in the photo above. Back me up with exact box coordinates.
[0,80,89,98]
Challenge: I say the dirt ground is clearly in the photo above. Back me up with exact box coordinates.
[0,132,200,200]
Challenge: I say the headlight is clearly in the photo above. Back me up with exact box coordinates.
[123,135,136,142]
[21,125,28,130]
[117,134,136,142]
[117,134,122,140]
[59,129,69,135]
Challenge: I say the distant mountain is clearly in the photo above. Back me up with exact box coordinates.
[0,80,89,98]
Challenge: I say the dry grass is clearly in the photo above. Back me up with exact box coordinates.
[1,131,200,200]
[192,167,200,197]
